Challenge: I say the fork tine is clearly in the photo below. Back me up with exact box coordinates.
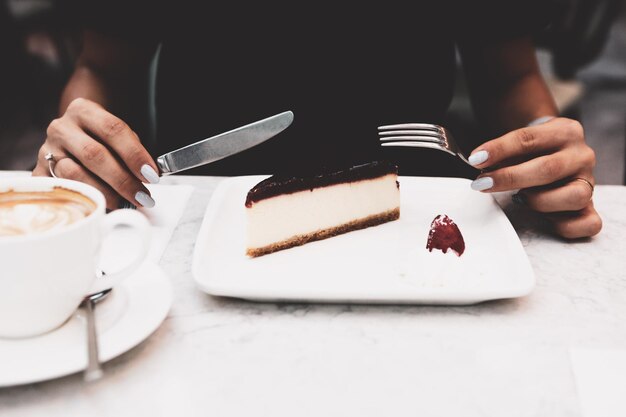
[378,130,443,137]
[378,123,442,131]
[379,136,444,144]
[380,141,456,155]
[379,122,474,168]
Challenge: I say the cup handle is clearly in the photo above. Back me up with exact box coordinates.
[88,209,152,295]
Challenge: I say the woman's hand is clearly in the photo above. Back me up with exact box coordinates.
[33,98,160,210]
[468,117,602,239]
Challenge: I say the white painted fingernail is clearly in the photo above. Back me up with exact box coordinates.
[468,150,489,166]
[140,164,160,184]
[471,177,494,191]
[135,191,155,208]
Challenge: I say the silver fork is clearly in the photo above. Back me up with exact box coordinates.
[378,123,473,167]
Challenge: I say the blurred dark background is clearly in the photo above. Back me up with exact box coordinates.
[1,0,625,184]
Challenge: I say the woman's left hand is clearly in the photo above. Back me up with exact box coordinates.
[468,117,602,239]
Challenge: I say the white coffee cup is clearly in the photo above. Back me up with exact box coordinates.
[0,177,151,338]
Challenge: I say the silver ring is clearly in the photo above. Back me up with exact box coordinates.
[44,152,58,178]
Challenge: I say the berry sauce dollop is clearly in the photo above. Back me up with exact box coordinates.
[426,214,465,256]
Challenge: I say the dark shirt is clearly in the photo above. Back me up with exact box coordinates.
[78,1,555,177]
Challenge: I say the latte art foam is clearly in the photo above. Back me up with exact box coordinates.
[0,187,96,236]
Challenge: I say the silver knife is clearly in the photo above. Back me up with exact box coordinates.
[156,110,294,175]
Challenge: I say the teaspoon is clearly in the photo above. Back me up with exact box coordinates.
[82,288,112,382]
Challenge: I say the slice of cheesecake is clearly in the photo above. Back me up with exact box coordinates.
[245,161,400,257]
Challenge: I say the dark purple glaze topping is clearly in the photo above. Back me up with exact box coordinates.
[245,160,398,207]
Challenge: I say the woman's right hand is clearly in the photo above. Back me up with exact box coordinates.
[33,98,160,210]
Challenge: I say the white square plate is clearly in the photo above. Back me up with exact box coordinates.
[192,176,534,305]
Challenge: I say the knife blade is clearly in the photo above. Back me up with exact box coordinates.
[156,110,294,175]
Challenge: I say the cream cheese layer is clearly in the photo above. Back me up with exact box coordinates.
[246,175,399,248]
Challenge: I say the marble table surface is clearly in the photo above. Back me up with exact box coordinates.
[1,175,625,417]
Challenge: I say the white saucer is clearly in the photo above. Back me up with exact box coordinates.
[0,262,172,387]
